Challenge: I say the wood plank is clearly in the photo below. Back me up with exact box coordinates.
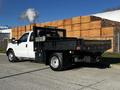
[72,16,81,24]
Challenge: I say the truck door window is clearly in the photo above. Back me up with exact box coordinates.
[19,33,29,42]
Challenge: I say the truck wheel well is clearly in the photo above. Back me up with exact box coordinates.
[45,52,63,65]
[45,52,54,65]
[7,48,13,56]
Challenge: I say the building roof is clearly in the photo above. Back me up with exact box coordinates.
[92,10,120,22]
[0,29,11,33]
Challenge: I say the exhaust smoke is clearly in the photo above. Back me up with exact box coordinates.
[20,8,39,23]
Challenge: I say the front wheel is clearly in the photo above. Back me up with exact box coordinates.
[49,53,64,71]
[7,50,18,62]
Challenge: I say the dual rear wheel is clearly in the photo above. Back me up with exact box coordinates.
[49,53,64,71]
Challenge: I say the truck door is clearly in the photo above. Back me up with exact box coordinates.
[27,32,35,58]
[15,33,29,57]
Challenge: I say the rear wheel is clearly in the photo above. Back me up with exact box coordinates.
[49,53,64,71]
[7,50,18,62]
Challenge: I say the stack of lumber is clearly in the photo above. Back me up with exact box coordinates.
[11,16,120,52]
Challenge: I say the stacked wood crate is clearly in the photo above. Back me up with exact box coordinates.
[12,24,35,39]
[80,16,101,38]
[12,15,120,52]
[12,27,18,39]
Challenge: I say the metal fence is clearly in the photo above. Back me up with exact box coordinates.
[0,33,10,52]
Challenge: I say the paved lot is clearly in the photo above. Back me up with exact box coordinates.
[0,54,120,90]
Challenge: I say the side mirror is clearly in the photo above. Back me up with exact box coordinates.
[11,38,17,44]
[17,40,20,44]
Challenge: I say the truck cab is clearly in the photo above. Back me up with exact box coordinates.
[6,31,35,61]
[6,27,66,62]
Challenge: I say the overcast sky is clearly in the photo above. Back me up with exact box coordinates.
[0,0,120,27]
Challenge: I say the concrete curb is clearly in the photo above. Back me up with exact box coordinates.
[111,64,120,69]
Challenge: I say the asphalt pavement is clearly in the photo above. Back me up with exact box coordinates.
[0,54,120,90]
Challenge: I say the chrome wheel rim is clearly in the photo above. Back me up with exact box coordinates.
[50,56,59,68]
[8,53,14,61]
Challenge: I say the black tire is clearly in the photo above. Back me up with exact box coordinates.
[49,53,64,71]
[7,50,18,62]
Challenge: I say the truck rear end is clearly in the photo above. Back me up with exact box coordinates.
[72,39,111,63]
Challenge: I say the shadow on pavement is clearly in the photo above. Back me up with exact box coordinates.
[65,63,109,71]
[13,59,38,63]
[65,57,120,71]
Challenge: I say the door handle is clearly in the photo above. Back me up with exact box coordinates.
[26,44,28,48]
